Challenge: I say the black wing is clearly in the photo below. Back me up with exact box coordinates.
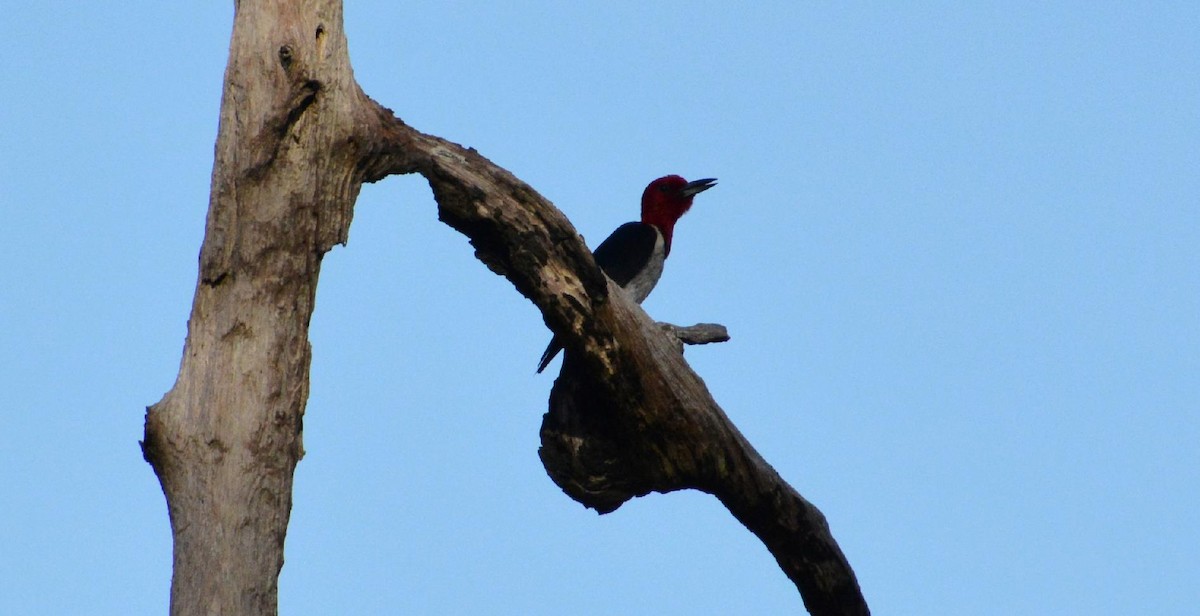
[590,222,659,287]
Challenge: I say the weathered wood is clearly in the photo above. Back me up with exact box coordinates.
[361,114,870,615]
[145,1,868,614]
[660,321,731,348]
[142,2,375,614]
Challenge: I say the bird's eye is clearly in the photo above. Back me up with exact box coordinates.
[658,184,671,193]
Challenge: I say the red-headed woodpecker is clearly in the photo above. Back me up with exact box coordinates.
[536,175,717,373]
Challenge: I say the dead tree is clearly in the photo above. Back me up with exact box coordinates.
[141,1,869,614]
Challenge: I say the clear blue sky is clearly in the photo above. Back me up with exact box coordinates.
[3,3,1198,614]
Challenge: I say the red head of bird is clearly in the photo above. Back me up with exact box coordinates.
[640,175,717,256]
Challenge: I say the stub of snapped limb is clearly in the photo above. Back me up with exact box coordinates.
[657,321,730,353]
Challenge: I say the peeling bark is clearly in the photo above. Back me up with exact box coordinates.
[144,1,868,614]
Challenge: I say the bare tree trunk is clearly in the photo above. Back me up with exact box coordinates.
[144,1,869,614]
[141,2,371,613]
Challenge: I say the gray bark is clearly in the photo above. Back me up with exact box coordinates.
[142,2,368,613]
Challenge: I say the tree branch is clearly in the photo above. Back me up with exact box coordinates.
[359,102,870,615]
[145,0,866,611]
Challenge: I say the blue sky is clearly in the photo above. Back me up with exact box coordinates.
[3,2,1198,614]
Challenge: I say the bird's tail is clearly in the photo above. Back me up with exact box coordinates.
[536,337,563,373]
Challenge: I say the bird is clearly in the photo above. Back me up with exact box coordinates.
[536,175,717,373]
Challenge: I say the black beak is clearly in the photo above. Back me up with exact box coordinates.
[681,177,717,197]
